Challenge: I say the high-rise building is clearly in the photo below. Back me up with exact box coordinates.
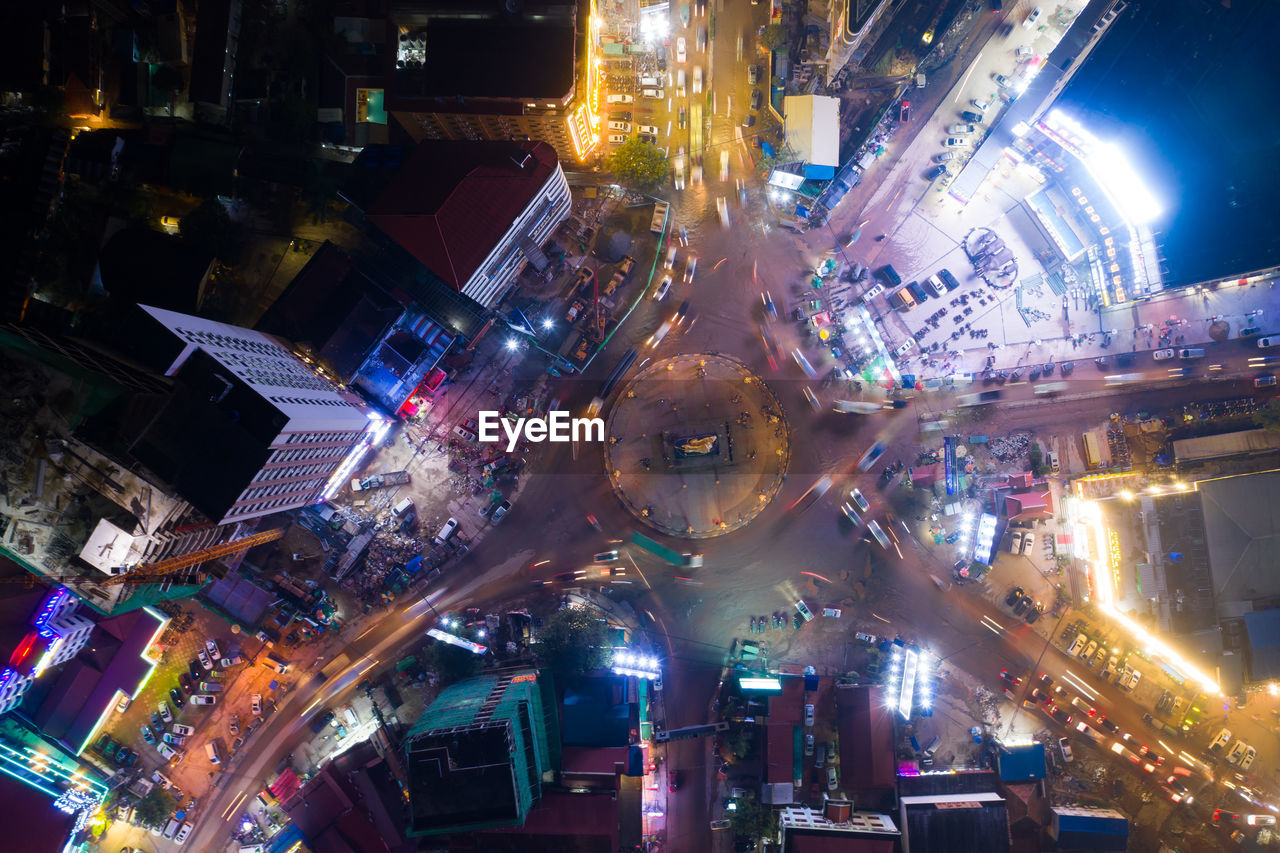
[130,306,381,524]
[402,667,560,836]
[384,0,600,163]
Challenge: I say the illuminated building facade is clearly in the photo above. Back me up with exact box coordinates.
[0,588,94,715]
[385,0,601,163]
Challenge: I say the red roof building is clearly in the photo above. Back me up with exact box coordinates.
[993,472,1055,521]
[357,140,570,308]
[835,685,895,794]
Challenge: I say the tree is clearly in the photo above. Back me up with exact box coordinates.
[1255,398,1280,433]
[759,24,788,52]
[729,798,778,846]
[536,606,612,675]
[1028,442,1045,477]
[606,137,669,190]
[134,788,176,827]
[426,640,483,687]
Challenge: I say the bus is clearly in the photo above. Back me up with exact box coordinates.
[631,532,703,567]
[1082,432,1102,468]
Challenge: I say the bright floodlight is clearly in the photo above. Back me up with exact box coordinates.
[542,318,554,330]
[898,649,919,720]
[1087,143,1162,225]
[506,339,519,351]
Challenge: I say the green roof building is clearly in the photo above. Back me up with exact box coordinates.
[403,666,561,837]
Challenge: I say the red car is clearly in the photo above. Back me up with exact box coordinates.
[899,100,911,122]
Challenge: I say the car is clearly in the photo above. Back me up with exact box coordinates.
[944,137,968,147]
[747,64,760,85]
[827,765,838,790]
[174,822,193,845]
[971,98,990,111]
[652,275,673,302]
[162,732,185,747]
[1255,375,1277,388]
[801,386,821,411]
[664,245,677,269]
[693,66,703,93]
[490,500,511,522]
[927,164,948,180]
[948,124,976,135]
[177,672,195,695]
[676,37,687,63]
[710,819,732,830]
[716,196,731,228]
[750,88,763,110]
[1213,808,1241,823]
[157,742,183,763]
[1048,707,1073,726]
[668,770,681,792]
[1138,746,1165,766]
[960,110,984,123]
[1080,640,1098,660]
[1240,745,1257,771]
[857,442,887,471]
[848,489,871,514]
[169,688,185,708]
[1029,687,1050,704]
[696,26,707,51]
[684,256,697,283]
[804,703,815,727]
[1068,696,1096,717]
[205,639,221,661]
[795,600,814,622]
[140,724,157,745]
[1067,633,1087,655]
[187,659,202,679]
[1258,336,1280,348]
[1096,716,1119,734]
[1058,737,1073,761]
[841,502,863,525]
[999,669,1022,686]
[158,702,174,724]
[1227,740,1249,765]
[191,694,217,706]
[1005,586,1025,607]
[1152,348,1175,360]
[863,283,885,301]
[1024,6,1042,28]
[1165,776,1194,804]
[637,124,659,136]
[197,650,213,670]
[1247,814,1277,826]
[994,73,1011,87]
[606,93,633,104]
[1091,645,1107,667]
[1210,728,1232,753]
[899,100,910,122]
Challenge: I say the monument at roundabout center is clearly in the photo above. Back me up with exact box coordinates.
[603,353,790,538]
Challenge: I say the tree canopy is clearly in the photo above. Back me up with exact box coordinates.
[1255,398,1280,433]
[759,24,788,51]
[536,606,612,675]
[426,639,483,687]
[607,136,669,189]
[134,787,177,828]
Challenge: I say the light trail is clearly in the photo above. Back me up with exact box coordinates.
[221,792,248,820]
[800,571,832,583]
[1061,670,1098,700]
[954,51,983,101]
[980,615,1003,635]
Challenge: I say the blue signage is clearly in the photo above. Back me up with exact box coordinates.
[944,437,957,496]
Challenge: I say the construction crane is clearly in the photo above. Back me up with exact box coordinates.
[0,528,286,587]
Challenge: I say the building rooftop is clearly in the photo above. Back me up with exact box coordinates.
[1199,472,1280,611]
[900,792,1010,853]
[835,685,895,791]
[996,742,1046,783]
[353,140,560,291]
[391,20,576,101]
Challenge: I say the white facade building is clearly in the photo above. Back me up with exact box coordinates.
[139,306,378,524]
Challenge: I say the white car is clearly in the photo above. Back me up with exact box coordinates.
[158,703,173,724]
[1240,745,1257,771]
[716,196,730,228]
[719,150,729,182]
[1058,737,1073,762]
[653,276,673,301]
[673,155,686,189]
[205,639,221,661]
[640,89,664,99]
[190,694,217,706]
[947,124,976,135]
[251,694,263,715]
[638,124,658,135]
[971,98,990,111]
[850,488,870,513]
[1024,6,1042,28]
[197,650,213,670]
[1153,348,1175,360]
[608,134,628,144]
[666,246,678,269]
[944,137,968,147]
[1247,814,1276,826]
[693,66,703,93]
[804,703,815,726]
[676,37,687,63]
[683,256,697,284]
[606,94,634,104]
[174,823,193,845]
[803,387,821,411]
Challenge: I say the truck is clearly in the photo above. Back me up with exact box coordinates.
[1082,432,1102,468]
[651,202,670,235]
[602,256,638,296]
[630,531,704,568]
[350,470,411,492]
